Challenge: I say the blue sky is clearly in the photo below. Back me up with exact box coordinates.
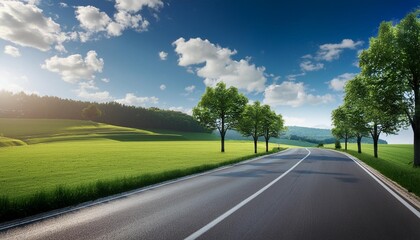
[0,0,418,143]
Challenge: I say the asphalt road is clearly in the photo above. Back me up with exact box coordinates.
[1,148,419,240]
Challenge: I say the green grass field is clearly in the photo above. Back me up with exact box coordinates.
[325,143,420,196]
[0,140,284,199]
[0,118,292,222]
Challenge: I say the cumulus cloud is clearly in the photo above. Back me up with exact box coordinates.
[75,80,112,102]
[42,50,104,83]
[160,84,166,90]
[263,81,334,107]
[4,45,20,57]
[59,2,68,8]
[116,93,159,107]
[74,0,163,41]
[0,1,68,51]
[328,73,357,91]
[115,0,164,12]
[101,78,110,83]
[317,39,363,61]
[159,51,168,60]
[300,60,324,72]
[173,37,266,93]
[76,6,112,33]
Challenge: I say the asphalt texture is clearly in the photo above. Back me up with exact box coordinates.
[1,148,419,240]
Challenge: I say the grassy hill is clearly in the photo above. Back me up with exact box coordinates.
[218,126,387,147]
[284,126,388,144]
[0,118,290,222]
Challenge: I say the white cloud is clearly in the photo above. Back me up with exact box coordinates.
[168,106,193,115]
[0,1,68,51]
[116,93,159,107]
[75,6,112,33]
[101,78,110,83]
[75,80,112,102]
[286,72,305,81]
[184,85,195,94]
[263,81,334,107]
[159,51,168,60]
[317,39,363,61]
[59,2,68,8]
[300,60,324,72]
[328,73,357,91]
[42,50,104,83]
[173,37,266,93]
[4,45,20,57]
[74,0,162,41]
[115,0,164,12]
[160,84,166,90]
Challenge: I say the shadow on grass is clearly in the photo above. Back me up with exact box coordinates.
[0,147,285,224]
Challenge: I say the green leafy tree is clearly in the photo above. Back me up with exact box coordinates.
[344,78,371,153]
[360,11,420,166]
[82,104,102,121]
[343,75,401,158]
[237,101,264,153]
[260,105,285,152]
[193,82,248,152]
[331,106,354,151]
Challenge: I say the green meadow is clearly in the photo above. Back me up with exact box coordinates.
[0,118,290,222]
[325,143,420,197]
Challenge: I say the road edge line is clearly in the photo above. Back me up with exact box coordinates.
[330,149,420,219]
[185,148,311,240]
[0,148,293,232]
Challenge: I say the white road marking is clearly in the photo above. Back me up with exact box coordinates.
[339,151,420,219]
[185,148,311,240]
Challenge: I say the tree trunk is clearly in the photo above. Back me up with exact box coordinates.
[221,132,225,153]
[344,134,348,151]
[372,123,378,158]
[357,135,362,153]
[221,117,225,153]
[414,128,420,167]
[265,137,269,152]
[413,78,419,167]
[254,137,258,154]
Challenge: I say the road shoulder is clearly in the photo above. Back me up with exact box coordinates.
[327,148,420,212]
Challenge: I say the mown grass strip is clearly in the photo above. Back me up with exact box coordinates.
[0,147,284,223]
[325,143,419,197]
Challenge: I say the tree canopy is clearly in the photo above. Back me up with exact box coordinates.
[193,82,248,152]
[359,11,418,162]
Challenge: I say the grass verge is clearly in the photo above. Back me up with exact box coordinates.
[325,143,419,197]
[0,146,284,223]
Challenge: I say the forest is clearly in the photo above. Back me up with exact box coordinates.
[0,91,205,132]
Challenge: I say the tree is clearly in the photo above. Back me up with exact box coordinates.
[342,75,401,158]
[193,82,248,152]
[344,78,370,153]
[82,104,102,121]
[331,106,354,151]
[359,11,420,166]
[237,101,263,153]
[260,105,285,152]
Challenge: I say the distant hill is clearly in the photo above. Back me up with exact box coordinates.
[0,91,205,133]
[217,126,387,146]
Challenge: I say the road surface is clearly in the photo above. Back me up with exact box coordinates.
[1,148,419,239]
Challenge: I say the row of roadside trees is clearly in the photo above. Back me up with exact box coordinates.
[193,82,285,153]
[331,10,420,167]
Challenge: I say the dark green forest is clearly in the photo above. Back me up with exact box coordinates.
[0,91,205,132]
